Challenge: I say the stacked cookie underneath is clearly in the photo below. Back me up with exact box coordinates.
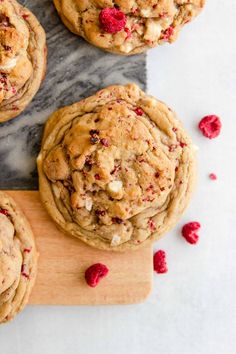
[0,0,46,123]
[0,192,37,324]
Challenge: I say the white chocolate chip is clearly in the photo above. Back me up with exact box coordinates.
[85,198,93,212]
[111,235,121,246]
[108,180,123,193]
[52,184,61,199]
[119,42,134,53]
[141,9,152,17]
[144,20,162,42]
[0,56,18,70]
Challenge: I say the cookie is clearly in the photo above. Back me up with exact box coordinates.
[37,84,196,251]
[0,0,47,123]
[53,0,205,55]
[0,192,38,324]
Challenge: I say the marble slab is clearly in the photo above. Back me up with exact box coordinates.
[0,0,146,190]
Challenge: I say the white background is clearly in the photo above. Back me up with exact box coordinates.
[1,1,236,353]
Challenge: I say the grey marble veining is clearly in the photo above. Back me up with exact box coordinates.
[0,0,146,190]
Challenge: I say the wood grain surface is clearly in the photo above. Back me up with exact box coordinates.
[7,191,153,305]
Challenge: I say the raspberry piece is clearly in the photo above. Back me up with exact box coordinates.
[21,264,29,279]
[148,219,156,232]
[209,173,217,180]
[198,115,222,139]
[134,107,144,116]
[90,129,100,136]
[99,8,126,34]
[179,142,187,148]
[181,222,201,244]
[153,250,168,274]
[101,138,110,147]
[85,263,109,288]
[162,26,174,41]
[0,208,9,216]
[112,217,123,224]
[95,209,106,217]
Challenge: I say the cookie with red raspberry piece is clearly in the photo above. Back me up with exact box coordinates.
[0,192,38,324]
[53,0,205,55]
[38,83,196,251]
[0,0,47,123]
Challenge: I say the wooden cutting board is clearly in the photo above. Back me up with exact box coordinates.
[7,191,153,305]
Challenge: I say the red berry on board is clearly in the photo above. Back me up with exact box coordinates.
[85,263,109,287]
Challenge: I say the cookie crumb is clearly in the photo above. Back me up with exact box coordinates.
[85,263,109,287]
[153,250,168,274]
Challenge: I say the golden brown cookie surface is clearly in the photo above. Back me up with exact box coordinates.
[37,84,197,251]
[0,192,38,324]
[0,0,47,123]
[54,0,205,55]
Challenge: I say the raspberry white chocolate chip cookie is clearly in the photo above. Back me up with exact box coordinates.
[0,192,38,324]
[37,83,196,251]
[0,0,47,123]
[53,0,205,55]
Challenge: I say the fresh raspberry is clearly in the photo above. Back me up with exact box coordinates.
[134,107,144,116]
[198,115,222,139]
[182,222,201,244]
[209,173,217,180]
[85,263,109,288]
[99,8,126,34]
[153,250,168,274]
[0,208,9,216]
